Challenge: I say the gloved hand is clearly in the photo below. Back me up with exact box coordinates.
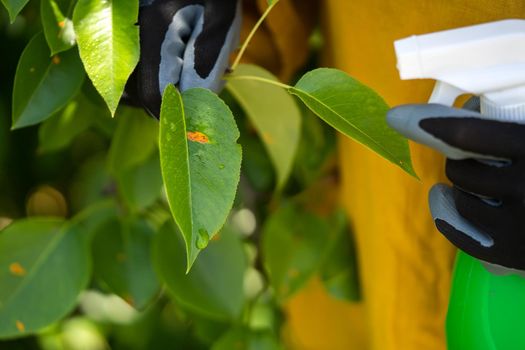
[388,103,525,271]
[124,0,242,118]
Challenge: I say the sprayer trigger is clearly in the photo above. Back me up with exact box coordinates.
[429,81,465,106]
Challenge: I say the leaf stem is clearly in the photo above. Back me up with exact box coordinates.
[224,75,292,90]
[231,0,280,71]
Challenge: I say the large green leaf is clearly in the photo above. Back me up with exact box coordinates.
[108,107,158,174]
[1,0,28,22]
[153,221,246,321]
[92,217,159,310]
[12,33,85,129]
[227,64,301,190]
[159,86,242,269]
[41,0,75,55]
[38,94,100,153]
[73,0,139,115]
[261,203,330,301]
[0,219,91,338]
[319,211,361,302]
[290,68,416,177]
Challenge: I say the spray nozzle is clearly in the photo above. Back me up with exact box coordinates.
[394,19,525,121]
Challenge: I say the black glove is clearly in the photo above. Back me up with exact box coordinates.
[388,103,525,271]
[124,0,242,118]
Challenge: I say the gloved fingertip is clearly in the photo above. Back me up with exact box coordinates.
[386,105,412,135]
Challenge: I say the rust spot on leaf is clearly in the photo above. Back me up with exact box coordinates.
[52,55,61,65]
[187,131,209,144]
[58,21,65,28]
[9,262,26,276]
[16,320,25,332]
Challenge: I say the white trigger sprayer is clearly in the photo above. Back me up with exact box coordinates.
[394,19,525,121]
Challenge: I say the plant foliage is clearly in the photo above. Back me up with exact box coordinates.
[0,0,414,347]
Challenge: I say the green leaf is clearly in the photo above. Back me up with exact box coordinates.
[117,152,163,212]
[241,133,275,192]
[1,0,29,22]
[319,211,361,302]
[293,110,336,187]
[261,203,330,301]
[73,0,139,115]
[41,0,75,55]
[212,328,282,350]
[227,64,301,190]
[153,221,246,321]
[70,199,119,241]
[38,94,98,153]
[159,86,242,269]
[69,154,113,213]
[108,106,158,174]
[12,33,85,129]
[0,219,91,338]
[92,217,159,310]
[290,68,416,177]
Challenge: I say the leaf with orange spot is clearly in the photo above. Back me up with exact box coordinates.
[12,33,84,129]
[0,212,103,338]
[160,87,242,270]
[41,0,76,55]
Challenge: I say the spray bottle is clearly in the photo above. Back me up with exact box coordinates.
[394,19,525,350]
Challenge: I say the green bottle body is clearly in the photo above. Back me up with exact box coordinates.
[447,251,525,350]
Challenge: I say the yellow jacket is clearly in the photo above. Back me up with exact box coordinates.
[243,1,525,349]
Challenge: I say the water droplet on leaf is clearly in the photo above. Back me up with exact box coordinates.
[196,229,209,249]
